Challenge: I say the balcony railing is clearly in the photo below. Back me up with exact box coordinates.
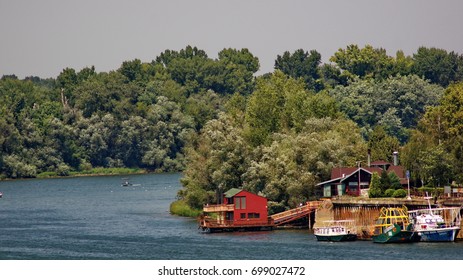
[203,204,234,212]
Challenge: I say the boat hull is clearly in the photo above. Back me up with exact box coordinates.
[372,224,419,243]
[417,228,460,242]
[315,234,357,242]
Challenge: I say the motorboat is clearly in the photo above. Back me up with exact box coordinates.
[408,196,461,242]
[314,220,357,242]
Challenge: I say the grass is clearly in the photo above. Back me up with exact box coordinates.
[35,167,146,179]
[170,200,202,218]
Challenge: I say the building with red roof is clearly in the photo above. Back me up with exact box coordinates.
[316,152,407,197]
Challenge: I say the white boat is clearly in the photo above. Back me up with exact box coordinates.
[408,196,461,242]
[313,220,357,242]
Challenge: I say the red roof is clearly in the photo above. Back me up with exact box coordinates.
[330,165,406,180]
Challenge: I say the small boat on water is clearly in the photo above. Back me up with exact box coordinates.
[314,220,357,242]
[372,206,419,243]
[0,191,3,198]
[408,197,461,242]
[121,180,132,187]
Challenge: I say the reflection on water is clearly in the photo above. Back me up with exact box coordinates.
[1,173,463,260]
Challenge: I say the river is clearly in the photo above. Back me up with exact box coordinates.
[1,173,463,260]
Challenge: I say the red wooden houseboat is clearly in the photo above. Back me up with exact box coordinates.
[199,188,274,233]
[198,188,322,233]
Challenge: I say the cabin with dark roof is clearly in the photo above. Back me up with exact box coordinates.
[316,152,407,197]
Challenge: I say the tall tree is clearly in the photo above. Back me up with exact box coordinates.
[412,47,463,87]
[275,49,322,91]
[330,44,395,79]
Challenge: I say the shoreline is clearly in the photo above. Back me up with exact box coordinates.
[0,168,178,182]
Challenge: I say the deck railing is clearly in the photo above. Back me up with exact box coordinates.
[203,204,234,212]
[200,217,274,228]
[270,201,322,225]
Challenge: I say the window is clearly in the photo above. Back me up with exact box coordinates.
[240,213,246,219]
[235,197,246,209]
[241,197,246,209]
[248,213,260,219]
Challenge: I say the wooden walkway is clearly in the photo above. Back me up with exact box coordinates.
[270,201,322,226]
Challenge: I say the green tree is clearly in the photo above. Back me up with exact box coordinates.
[368,172,382,198]
[388,172,402,190]
[412,47,463,87]
[330,44,395,79]
[329,75,443,141]
[275,49,322,91]
[180,112,250,207]
[367,126,400,163]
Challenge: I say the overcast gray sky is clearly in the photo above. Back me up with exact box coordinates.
[1,0,463,79]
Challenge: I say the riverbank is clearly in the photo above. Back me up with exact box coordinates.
[0,167,152,181]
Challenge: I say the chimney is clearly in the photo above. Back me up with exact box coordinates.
[367,149,371,167]
[393,151,399,166]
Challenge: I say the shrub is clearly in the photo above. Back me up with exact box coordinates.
[170,200,202,217]
[384,189,395,197]
[392,189,407,198]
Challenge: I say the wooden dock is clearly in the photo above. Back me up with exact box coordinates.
[270,201,321,226]
[314,197,463,240]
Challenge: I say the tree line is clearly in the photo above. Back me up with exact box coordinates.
[2,44,463,213]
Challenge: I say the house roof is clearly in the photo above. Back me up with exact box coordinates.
[319,163,408,186]
[330,166,383,180]
[224,188,243,198]
[318,167,375,186]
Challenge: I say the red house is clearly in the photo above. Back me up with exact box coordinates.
[199,188,273,232]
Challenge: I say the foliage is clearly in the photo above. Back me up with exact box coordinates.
[412,47,463,87]
[384,189,395,197]
[170,199,203,217]
[388,172,402,189]
[329,75,443,142]
[330,44,396,80]
[402,82,463,185]
[367,126,401,162]
[392,189,407,198]
[274,49,322,91]
[368,172,382,198]
[244,71,340,147]
[4,44,463,217]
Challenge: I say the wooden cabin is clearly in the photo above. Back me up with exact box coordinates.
[199,188,273,232]
[317,160,407,198]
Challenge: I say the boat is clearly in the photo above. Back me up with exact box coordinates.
[313,220,357,242]
[372,206,419,243]
[0,191,2,198]
[408,197,461,242]
[121,178,132,187]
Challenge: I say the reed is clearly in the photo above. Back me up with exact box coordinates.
[170,200,202,218]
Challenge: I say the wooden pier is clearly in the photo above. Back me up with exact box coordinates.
[314,197,463,240]
[270,201,321,226]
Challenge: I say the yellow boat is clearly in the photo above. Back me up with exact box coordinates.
[372,206,419,243]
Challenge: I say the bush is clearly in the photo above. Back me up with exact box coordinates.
[384,189,396,197]
[392,189,407,198]
[170,200,202,217]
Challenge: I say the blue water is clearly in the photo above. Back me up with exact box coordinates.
[1,173,463,260]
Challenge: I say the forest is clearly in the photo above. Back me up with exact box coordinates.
[2,45,463,214]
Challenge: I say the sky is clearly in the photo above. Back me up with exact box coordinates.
[1,0,463,79]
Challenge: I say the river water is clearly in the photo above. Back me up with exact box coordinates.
[1,173,463,260]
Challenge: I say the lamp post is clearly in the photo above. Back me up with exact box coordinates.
[356,161,362,196]
[406,170,411,200]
